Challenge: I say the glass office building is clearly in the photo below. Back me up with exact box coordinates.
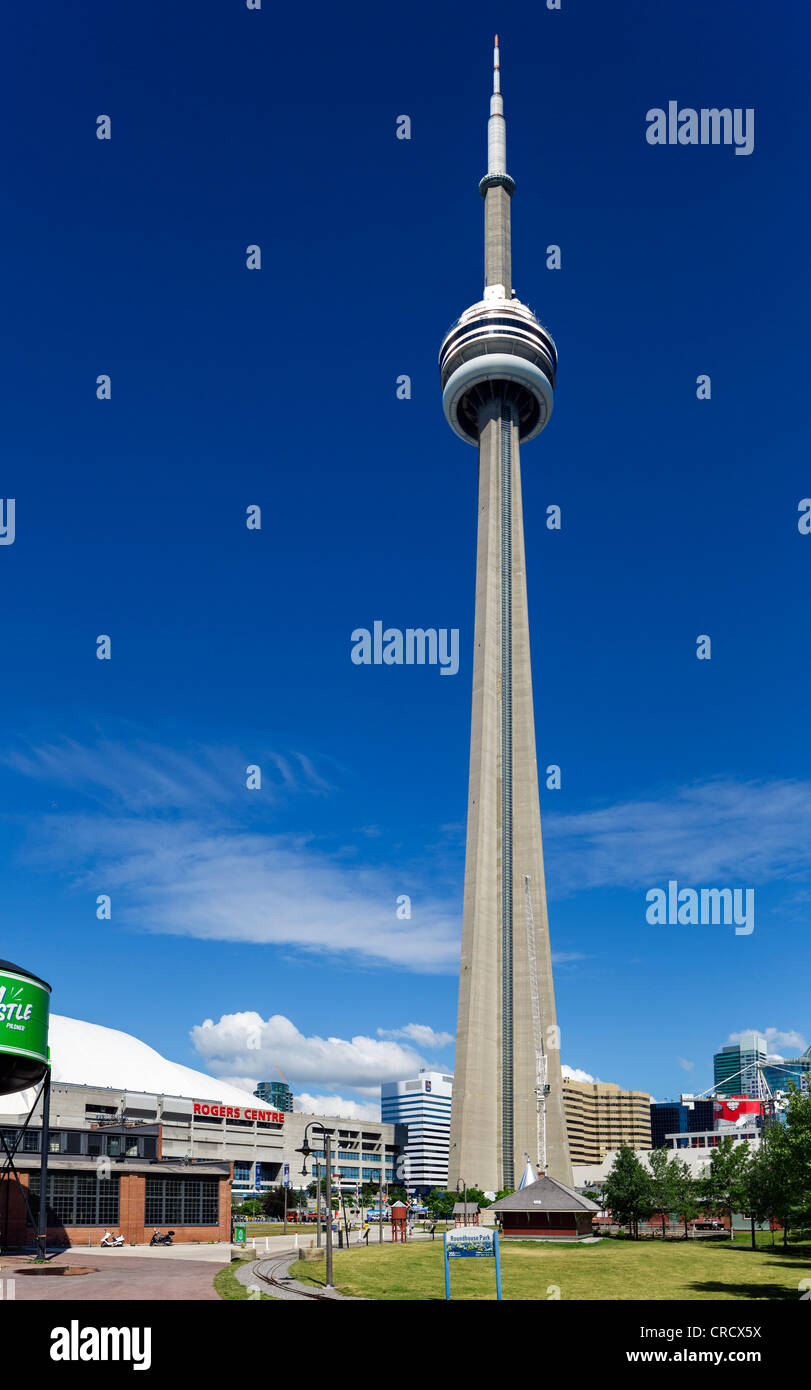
[650,1098,715,1148]
[714,1034,811,1099]
[713,1032,767,1098]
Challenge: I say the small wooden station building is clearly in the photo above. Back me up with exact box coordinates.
[490,1176,600,1241]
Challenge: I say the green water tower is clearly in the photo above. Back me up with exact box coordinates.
[0,959,51,1095]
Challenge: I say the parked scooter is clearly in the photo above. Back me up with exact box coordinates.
[100,1231,125,1247]
[149,1228,175,1246]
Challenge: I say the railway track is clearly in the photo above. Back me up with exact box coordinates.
[252,1249,341,1301]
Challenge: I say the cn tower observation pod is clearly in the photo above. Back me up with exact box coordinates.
[439,294,557,446]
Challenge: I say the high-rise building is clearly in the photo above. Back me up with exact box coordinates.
[562,1080,652,1165]
[650,1097,716,1148]
[761,1048,811,1096]
[441,39,572,1193]
[714,1033,811,1100]
[380,1071,453,1194]
[254,1079,294,1113]
[713,1033,767,1098]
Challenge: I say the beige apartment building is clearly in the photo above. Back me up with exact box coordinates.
[562,1079,651,1165]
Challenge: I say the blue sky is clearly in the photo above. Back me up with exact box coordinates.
[2,0,809,1114]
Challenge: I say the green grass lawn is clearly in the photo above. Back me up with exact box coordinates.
[290,1235,811,1301]
[213,1258,274,1300]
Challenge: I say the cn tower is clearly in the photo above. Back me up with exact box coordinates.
[440,39,573,1193]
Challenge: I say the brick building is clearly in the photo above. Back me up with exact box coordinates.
[3,1153,231,1248]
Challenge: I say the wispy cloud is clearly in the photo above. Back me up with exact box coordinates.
[4,736,459,972]
[544,778,811,893]
[10,738,809,975]
[376,1023,454,1051]
[1,735,332,810]
[26,815,461,971]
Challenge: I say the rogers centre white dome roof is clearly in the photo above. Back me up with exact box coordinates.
[0,1014,262,1115]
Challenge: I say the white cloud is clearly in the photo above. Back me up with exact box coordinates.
[214,1076,261,1094]
[190,1012,431,1089]
[376,1023,454,1051]
[294,1093,381,1120]
[727,1027,808,1055]
[201,1079,382,1121]
[678,1057,695,1072]
[562,1065,595,1083]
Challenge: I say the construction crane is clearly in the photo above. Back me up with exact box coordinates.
[524,875,548,1176]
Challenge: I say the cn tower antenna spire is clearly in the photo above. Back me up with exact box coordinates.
[481,36,513,293]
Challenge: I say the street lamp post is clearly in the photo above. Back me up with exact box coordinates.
[296,1124,334,1290]
[456,1176,468,1227]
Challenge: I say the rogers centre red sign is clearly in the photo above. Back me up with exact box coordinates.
[193,1103,285,1123]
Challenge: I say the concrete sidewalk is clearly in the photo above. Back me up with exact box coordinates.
[39,1233,319,1263]
[43,1241,234,1264]
[1,1248,226,1300]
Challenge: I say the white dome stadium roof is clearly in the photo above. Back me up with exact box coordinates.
[0,1014,262,1115]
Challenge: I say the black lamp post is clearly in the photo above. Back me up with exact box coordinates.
[296,1123,334,1290]
[456,1176,468,1226]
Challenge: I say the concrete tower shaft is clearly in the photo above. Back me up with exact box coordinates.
[440,42,573,1193]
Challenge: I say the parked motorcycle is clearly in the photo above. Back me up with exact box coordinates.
[149,1229,175,1246]
[100,1231,125,1247]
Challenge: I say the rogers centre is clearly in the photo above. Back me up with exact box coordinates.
[0,1016,406,1249]
[192,1103,286,1123]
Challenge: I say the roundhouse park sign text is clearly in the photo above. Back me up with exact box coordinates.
[444,1227,502,1301]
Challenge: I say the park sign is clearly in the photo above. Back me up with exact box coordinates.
[446,1228,496,1257]
[444,1226,502,1300]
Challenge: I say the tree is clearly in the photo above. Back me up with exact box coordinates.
[603,1146,653,1239]
[647,1148,683,1239]
[779,1087,811,1238]
[425,1189,455,1219]
[235,1197,263,1217]
[698,1136,752,1241]
[746,1144,785,1249]
[748,1089,811,1247]
[261,1186,287,1220]
[671,1158,701,1239]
